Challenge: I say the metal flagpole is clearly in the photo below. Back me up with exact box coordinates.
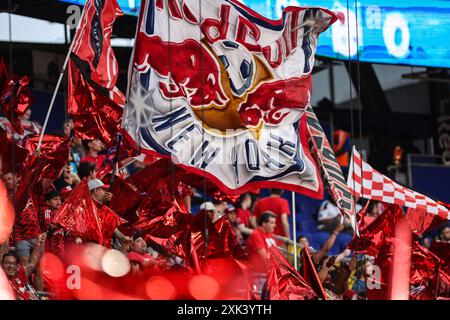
[292,191,298,270]
[36,6,87,151]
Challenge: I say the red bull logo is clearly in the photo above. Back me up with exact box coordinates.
[134,33,228,108]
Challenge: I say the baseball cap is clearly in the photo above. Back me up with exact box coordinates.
[225,204,235,214]
[88,179,110,191]
[200,202,215,211]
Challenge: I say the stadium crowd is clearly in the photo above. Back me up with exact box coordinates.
[1,110,449,301]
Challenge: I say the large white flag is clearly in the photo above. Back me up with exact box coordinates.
[123,0,338,196]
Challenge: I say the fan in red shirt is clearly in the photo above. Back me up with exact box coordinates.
[43,190,65,259]
[1,234,46,300]
[2,169,43,264]
[235,193,256,238]
[125,232,162,276]
[252,189,290,240]
[88,179,131,247]
[246,212,277,273]
[80,139,106,169]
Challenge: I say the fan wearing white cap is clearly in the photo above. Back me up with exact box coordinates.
[200,201,219,223]
[88,179,132,245]
[88,179,112,205]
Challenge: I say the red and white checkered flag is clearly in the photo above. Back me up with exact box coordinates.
[347,147,450,220]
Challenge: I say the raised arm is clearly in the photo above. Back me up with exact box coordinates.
[24,233,46,278]
[312,223,344,265]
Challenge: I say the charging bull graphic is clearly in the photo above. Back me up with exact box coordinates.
[134,35,228,108]
[123,0,341,197]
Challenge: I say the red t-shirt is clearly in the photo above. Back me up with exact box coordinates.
[80,154,106,170]
[246,227,276,272]
[252,196,290,237]
[14,199,41,242]
[8,266,38,300]
[235,208,252,228]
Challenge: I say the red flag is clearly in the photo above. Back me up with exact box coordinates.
[23,134,66,157]
[348,205,404,300]
[68,0,125,146]
[406,207,448,237]
[22,134,71,180]
[301,246,327,300]
[52,180,103,244]
[126,159,186,207]
[0,127,29,173]
[436,269,450,300]
[410,242,442,287]
[190,211,245,261]
[104,174,141,221]
[351,204,444,300]
[71,0,124,103]
[136,199,192,260]
[347,204,404,257]
[0,77,31,135]
[68,62,123,146]
[95,201,127,248]
[266,245,317,300]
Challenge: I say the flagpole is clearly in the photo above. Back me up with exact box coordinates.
[36,6,87,151]
[292,191,298,270]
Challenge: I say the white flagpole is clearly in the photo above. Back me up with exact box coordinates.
[291,191,298,270]
[36,6,87,151]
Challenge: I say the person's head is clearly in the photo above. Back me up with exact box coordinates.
[440,225,450,241]
[2,252,19,278]
[258,211,276,233]
[60,164,72,180]
[132,237,147,254]
[212,199,227,213]
[355,259,373,278]
[82,139,104,153]
[298,235,309,249]
[200,202,217,222]
[236,193,252,210]
[45,190,61,210]
[364,260,374,275]
[88,179,110,204]
[1,171,17,192]
[21,108,31,121]
[63,119,74,137]
[367,201,381,217]
[270,188,284,197]
[130,229,147,254]
[225,205,236,223]
[78,162,97,180]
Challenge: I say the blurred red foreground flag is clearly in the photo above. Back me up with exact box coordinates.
[301,246,327,300]
[266,245,317,300]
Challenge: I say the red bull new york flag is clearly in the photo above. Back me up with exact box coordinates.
[123,0,337,196]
